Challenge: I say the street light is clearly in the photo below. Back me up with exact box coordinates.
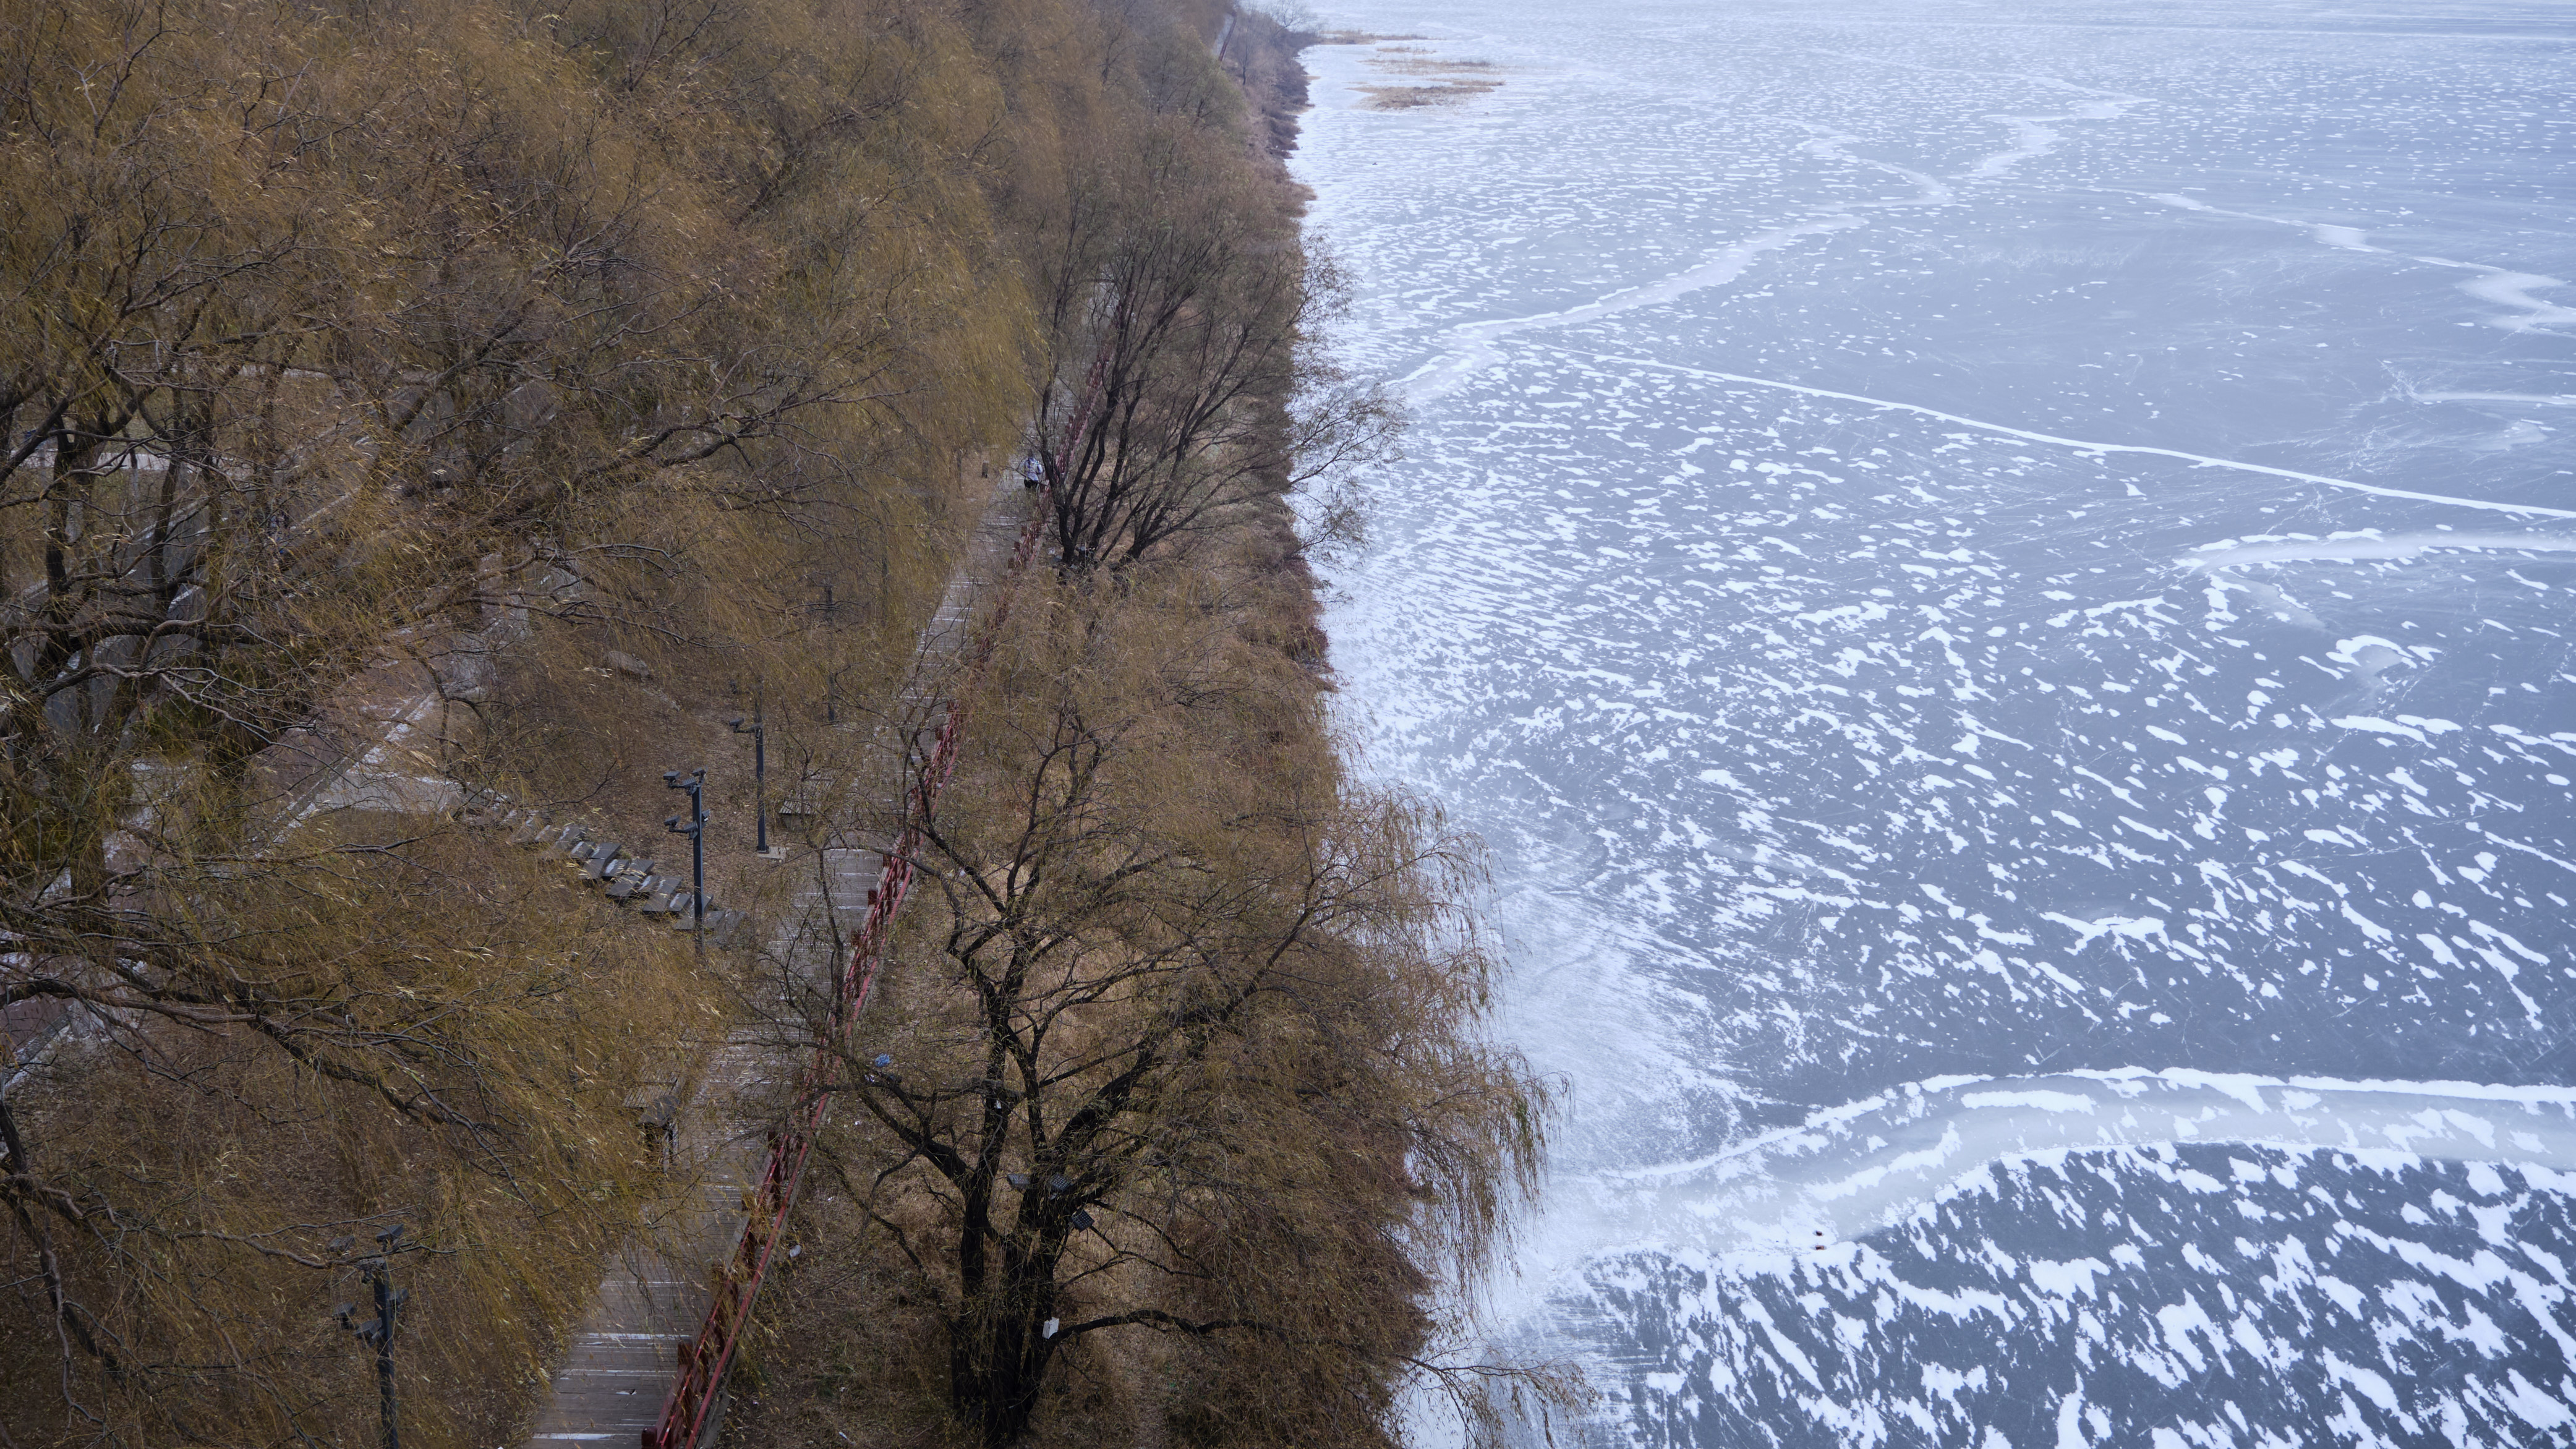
[728,698,778,860]
[664,768,707,959]
[332,1223,411,1449]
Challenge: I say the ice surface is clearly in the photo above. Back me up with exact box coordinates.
[1290,0,2576,1442]
[1567,1070,2576,1260]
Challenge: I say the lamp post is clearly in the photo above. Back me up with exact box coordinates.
[728,698,776,859]
[333,1223,411,1449]
[664,767,707,959]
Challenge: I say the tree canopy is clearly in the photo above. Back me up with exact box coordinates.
[0,2,1548,1445]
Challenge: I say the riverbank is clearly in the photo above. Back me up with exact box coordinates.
[0,4,1554,1444]
[715,9,1557,1449]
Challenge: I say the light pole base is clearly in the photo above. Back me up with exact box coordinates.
[757,847,790,862]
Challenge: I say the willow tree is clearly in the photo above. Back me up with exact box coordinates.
[1025,34,1397,575]
[0,0,1031,1438]
[0,8,712,1437]
[815,583,1550,1448]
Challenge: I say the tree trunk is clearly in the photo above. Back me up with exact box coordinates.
[949,1246,1064,1448]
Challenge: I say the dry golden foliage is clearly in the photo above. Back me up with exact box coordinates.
[0,0,1061,1441]
[742,566,1560,1449]
[728,10,1563,1440]
[4,2,1558,1446]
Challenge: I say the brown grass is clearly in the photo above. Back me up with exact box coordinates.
[1356,48,1506,109]
[1355,79,1504,110]
[1371,56,1499,74]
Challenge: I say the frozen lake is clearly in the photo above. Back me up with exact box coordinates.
[1288,0,2576,1443]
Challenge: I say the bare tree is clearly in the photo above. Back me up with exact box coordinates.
[1030,118,1398,574]
[822,591,1547,1448]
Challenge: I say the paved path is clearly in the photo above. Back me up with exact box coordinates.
[519,847,877,1447]
[518,477,1034,1448]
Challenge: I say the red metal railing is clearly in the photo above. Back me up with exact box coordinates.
[643,338,1112,1449]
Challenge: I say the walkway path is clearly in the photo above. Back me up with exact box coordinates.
[518,850,876,1446]
[519,476,1036,1448]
